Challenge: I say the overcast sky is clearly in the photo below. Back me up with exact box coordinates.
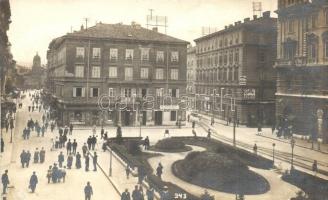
[8,0,276,66]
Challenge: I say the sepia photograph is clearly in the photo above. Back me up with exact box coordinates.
[0,0,328,199]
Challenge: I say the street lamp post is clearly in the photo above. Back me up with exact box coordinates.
[9,118,13,143]
[290,138,295,170]
[109,147,113,176]
[272,143,276,165]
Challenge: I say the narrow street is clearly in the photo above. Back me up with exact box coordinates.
[1,91,120,200]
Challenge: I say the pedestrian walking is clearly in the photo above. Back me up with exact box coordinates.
[40,147,46,163]
[92,152,97,171]
[26,151,31,167]
[58,152,65,168]
[85,154,90,172]
[312,160,318,176]
[210,117,214,126]
[67,153,73,169]
[41,125,45,137]
[144,136,150,150]
[91,135,97,150]
[139,186,144,200]
[29,172,38,193]
[64,126,69,135]
[160,186,170,200]
[72,139,77,154]
[28,106,31,112]
[253,143,258,155]
[100,127,104,139]
[69,123,74,135]
[52,164,59,183]
[132,185,142,200]
[20,150,27,168]
[47,166,52,183]
[66,139,72,155]
[146,187,154,200]
[125,165,130,179]
[1,138,4,153]
[76,152,82,169]
[34,148,40,163]
[82,143,88,157]
[1,170,9,194]
[87,137,92,150]
[156,163,163,179]
[84,182,93,200]
[121,189,131,200]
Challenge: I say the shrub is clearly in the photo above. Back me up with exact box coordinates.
[155,138,186,150]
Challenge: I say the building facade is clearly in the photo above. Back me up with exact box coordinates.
[47,23,188,126]
[275,0,328,143]
[194,11,277,127]
[24,53,46,89]
[187,46,197,95]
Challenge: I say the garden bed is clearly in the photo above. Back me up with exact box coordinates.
[107,138,200,200]
[150,138,193,153]
[173,151,270,195]
[282,169,328,200]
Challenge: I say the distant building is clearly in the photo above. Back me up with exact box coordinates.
[275,0,328,143]
[47,22,188,126]
[23,53,46,89]
[187,46,197,95]
[194,11,277,127]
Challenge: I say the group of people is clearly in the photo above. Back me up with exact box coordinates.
[46,164,66,184]
[121,185,171,200]
[19,147,46,168]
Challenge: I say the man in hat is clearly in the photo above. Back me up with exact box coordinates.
[1,170,9,194]
[84,182,93,200]
[29,172,38,193]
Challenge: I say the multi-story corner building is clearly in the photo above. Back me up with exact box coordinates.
[47,22,188,126]
[275,0,328,143]
[187,46,197,95]
[194,11,277,127]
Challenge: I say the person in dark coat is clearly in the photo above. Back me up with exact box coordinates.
[29,172,38,193]
[85,154,90,172]
[93,152,97,171]
[132,185,142,200]
[82,143,88,157]
[100,127,104,139]
[146,187,154,200]
[26,151,31,167]
[1,170,9,194]
[41,125,45,137]
[20,150,27,168]
[58,152,64,168]
[156,163,163,179]
[84,182,93,200]
[125,165,130,179]
[87,136,92,150]
[66,139,72,155]
[144,136,150,150]
[52,164,58,183]
[75,152,82,169]
[312,160,318,176]
[69,123,74,135]
[47,166,52,183]
[40,147,46,163]
[64,126,69,135]
[91,135,97,150]
[67,153,73,169]
[34,148,40,163]
[28,106,31,112]
[72,139,78,154]
[0,138,4,153]
[121,189,131,200]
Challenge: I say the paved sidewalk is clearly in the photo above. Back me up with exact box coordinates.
[196,112,328,153]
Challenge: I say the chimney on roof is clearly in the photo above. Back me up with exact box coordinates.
[152,27,158,32]
[253,15,257,20]
[80,24,84,31]
[244,18,250,22]
[263,11,271,18]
